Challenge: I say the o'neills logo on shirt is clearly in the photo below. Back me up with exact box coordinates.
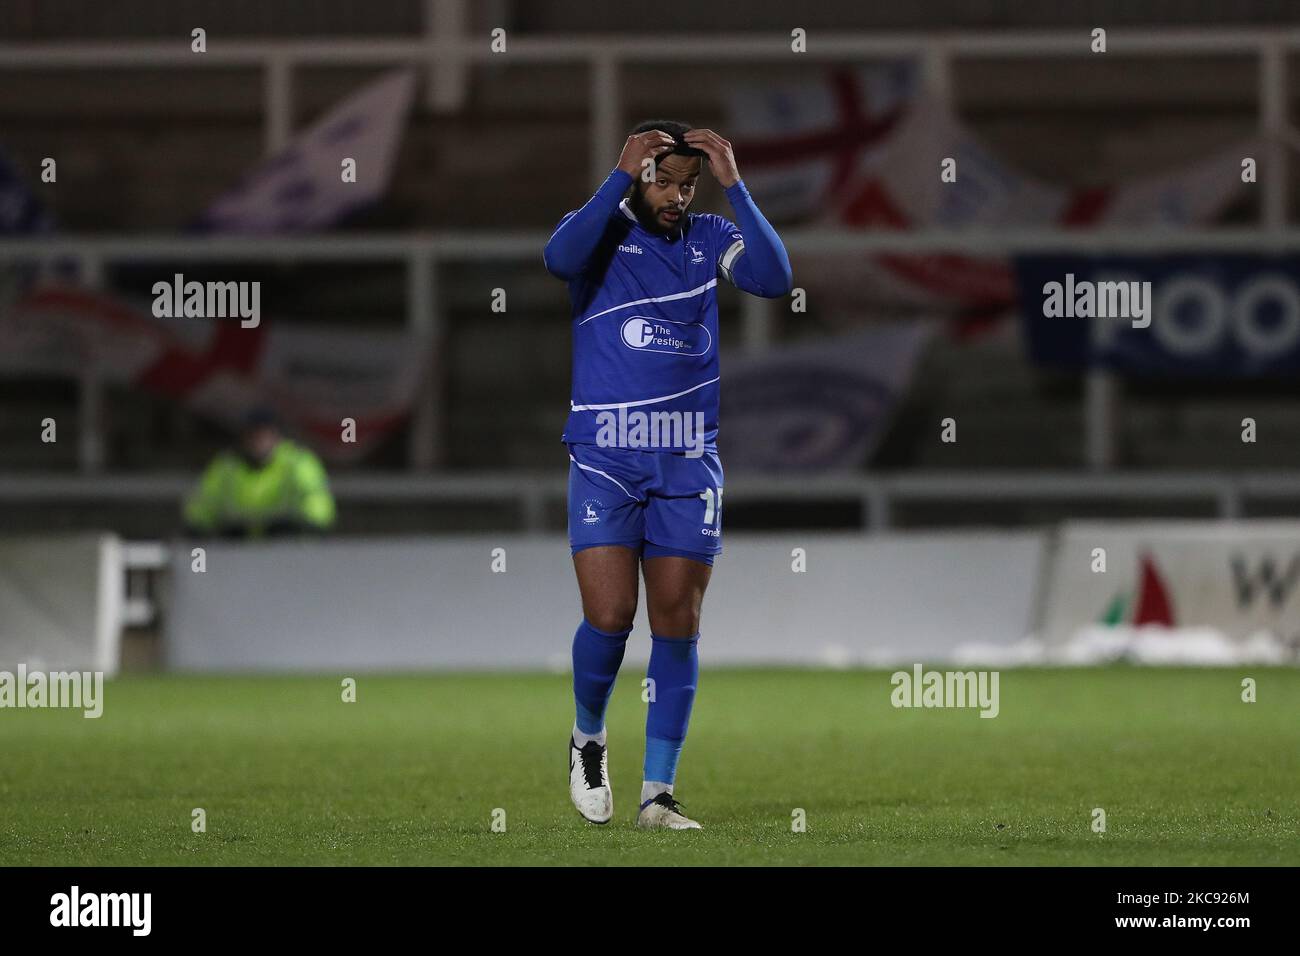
[618,243,643,255]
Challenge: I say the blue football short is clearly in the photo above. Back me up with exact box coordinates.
[566,441,724,566]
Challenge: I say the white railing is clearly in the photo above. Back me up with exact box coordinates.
[7,228,1300,476]
[0,26,1294,223]
[0,470,1296,531]
[2,25,1298,471]
[6,227,1300,473]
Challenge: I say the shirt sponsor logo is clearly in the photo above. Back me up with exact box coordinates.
[620,316,712,357]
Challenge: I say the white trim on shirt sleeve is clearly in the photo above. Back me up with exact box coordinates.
[718,238,746,285]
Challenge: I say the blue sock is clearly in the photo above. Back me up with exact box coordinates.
[643,633,700,787]
[572,619,631,735]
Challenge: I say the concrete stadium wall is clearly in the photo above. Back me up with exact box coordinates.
[164,532,1046,672]
[0,534,122,676]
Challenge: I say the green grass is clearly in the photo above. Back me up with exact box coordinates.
[0,667,1296,866]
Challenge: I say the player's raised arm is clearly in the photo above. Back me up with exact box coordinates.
[542,130,677,279]
[683,128,793,298]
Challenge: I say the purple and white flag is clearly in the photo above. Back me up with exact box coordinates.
[196,70,416,234]
[720,322,934,473]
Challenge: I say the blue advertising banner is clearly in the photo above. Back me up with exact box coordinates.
[1016,255,1300,377]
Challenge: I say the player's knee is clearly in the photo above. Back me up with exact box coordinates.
[584,602,637,635]
[651,604,700,639]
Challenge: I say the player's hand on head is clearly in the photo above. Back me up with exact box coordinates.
[617,130,678,179]
[683,129,740,188]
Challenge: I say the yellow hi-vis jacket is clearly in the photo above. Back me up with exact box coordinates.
[183,440,336,537]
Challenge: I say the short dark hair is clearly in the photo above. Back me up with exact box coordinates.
[630,119,706,159]
[242,405,279,431]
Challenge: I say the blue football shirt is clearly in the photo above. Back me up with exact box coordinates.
[558,197,746,454]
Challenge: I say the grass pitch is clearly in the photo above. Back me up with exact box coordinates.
[0,667,1296,866]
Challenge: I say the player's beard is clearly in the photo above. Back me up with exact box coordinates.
[629,184,682,237]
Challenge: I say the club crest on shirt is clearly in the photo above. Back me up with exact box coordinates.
[686,241,706,264]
